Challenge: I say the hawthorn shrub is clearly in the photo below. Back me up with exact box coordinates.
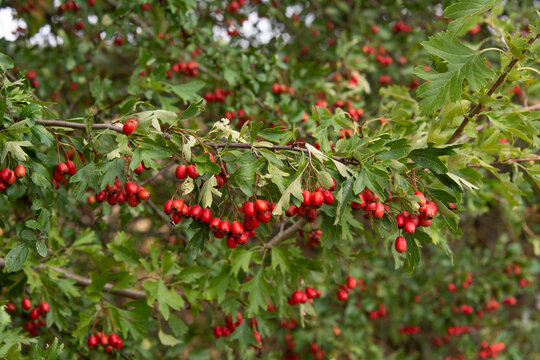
[0,0,539,359]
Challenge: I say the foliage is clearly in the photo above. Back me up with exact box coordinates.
[0,0,539,359]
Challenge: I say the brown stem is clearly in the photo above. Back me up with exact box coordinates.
[262,218,307,253]
[446,35,539,144]
[36,119,123,133]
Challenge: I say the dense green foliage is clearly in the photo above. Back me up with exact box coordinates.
[0,0,539,359]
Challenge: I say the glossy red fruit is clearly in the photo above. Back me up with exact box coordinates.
[226,236,238,248]
[403,220,416,234]
[230,221,244,237]
[87,335,98,348]
[219,220,231,234]
[6,302,16,312]
[96,190,106,202]
[186,165,199,179]
[253,331,262,349]
[257,211,271,224]
[254,199,268,213]
[171,200,184,213]
[419,216,432,227]
[104,345,114,352]
[123,118,138,135]
[164,200,173,214]
[7,171,16,185]
[125,181,138,195]
[213,326,223,337]
[0,168,12,183]
[372,202,385,218]
[22,298,32,310]
[323,190,334,204]
[364,188,378,202]
[424,201,437,219]
[175,164,187,179]
[115,338,123,349]
[242,201,256,217]
[306,287,317,299]
[137,188,150,200]
[0,182,5,191]
[337,290,348,301]
[414,191,427,206]
[306,208,317,222]
[329,178,337,191]
[39,302,50,313]
[396,213,406,227]
[244,217,260,230]
[395,236,407,253]
[286,205,297,217]
[302,190,312,206]
[215,174,225,187]
[189,205,202,219]
[172,213,182,223]
[312,191,324,208]
[53,169,64,181]
[14,164,26,178]
[109,333,120,346]
[30,307,40,319]
[100,335,109,346]
[180,203,190,217]
[56,162,68,174]
[127,195,139,207]
[209,217,221,232]
[292,290,307,304]
[200,208,212,223]
[346,276,357,289]
[408,214,419,226]
[66,160,77,175]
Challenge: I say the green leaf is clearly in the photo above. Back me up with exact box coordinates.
[35,241,47,257]
[230,249,254,277]
[334,177,354,225]
[2,141,33,162]
[271,247,291,274]
[158,329,181,347]
[272,173,303,215]
[242,271,272,316]
[5,244,29,273]
[19,104,41,119]
[445,0,498,20]
[198,175,218,208]
[168,81,205,102]
[415,32,494,115]
[0,52,14,70]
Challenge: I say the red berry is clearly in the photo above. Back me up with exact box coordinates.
[125,181,138,195]
[337,290,348,301]
[175,164,187,179]
[219,220,231,234]
[0,168,12,183]
[230,221,244,237]
[209,217,221,232]
[171,200,184,213]
[6,302,16,312]
[96,190,106,202]
[312,191,324,208]
[292,290,307,304]
[115,338,123,349]
[306,287,317,298]
[257,211,271,224]
[137,188,150,200]
[213,325,223,337]
[424,201,437,219]
[372,202,385,218]
[285,205,297,217]
[39,302,50,313]
[187,165,199,179]
[323,190,334,204]
[164,200,173,214]
[329,178,337,191]
[364,188,378,202]
[242,201,256,217]
[14,164,26,178]
[65,160,77,175]
[56,162,68,174]
[30,307,40,319]
[226,236,238,248]
[123,118,138,135]
[87,335,98,348]
[403,220,416,234]
[302,190,312,206]
[109,333,120,346]
[200,208,212,223]
[346,276,357,289]
[414,191,426,206]
[189,204,203,219]
[395,236,407,253]
[180,203,190,217]
[253,331,262,349]
[21,298,32,310]
[396,213,406,227]
[100,335,109,346]
[254,199,268,213]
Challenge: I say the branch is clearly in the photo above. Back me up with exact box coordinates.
[446,35,539,144]
[468,156,540,168]
[36,119,123,133]
[262,218,307,252]
[0,258,146,299]
[139,160,175,186]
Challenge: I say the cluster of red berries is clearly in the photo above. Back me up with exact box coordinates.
[287,287,322,306]
[123,118,138,135]
[175,163,201,179]
[334,99,364,121]
[378,74,393,85]
[212,312,243,338]
[285,182,336,223]
[87,332,123,352]
[398,325,420,334]
[225,108,253,129]
[367,303,387,319]
[505,263,531,287]
[204,87,232,103]
[25,70,39,88]
[301,229,321,248]
[140,2,152,11]
[479,341,505,358]
[272,83,294,94]
[0,164,26,191]
[447,325,471,336]
[95,177,150,207]
[375,53,393,66]
[309,342,326,360]
[52,160,77,186]
[56,0,79,14]
[392,20,412,33]
[5,298,50,336]
[336,275,358,301]
[351,188,387,218]
[166,61,198,79]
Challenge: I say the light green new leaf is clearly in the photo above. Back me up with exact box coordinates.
[444,0,498,20]
[273,173,303,215]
